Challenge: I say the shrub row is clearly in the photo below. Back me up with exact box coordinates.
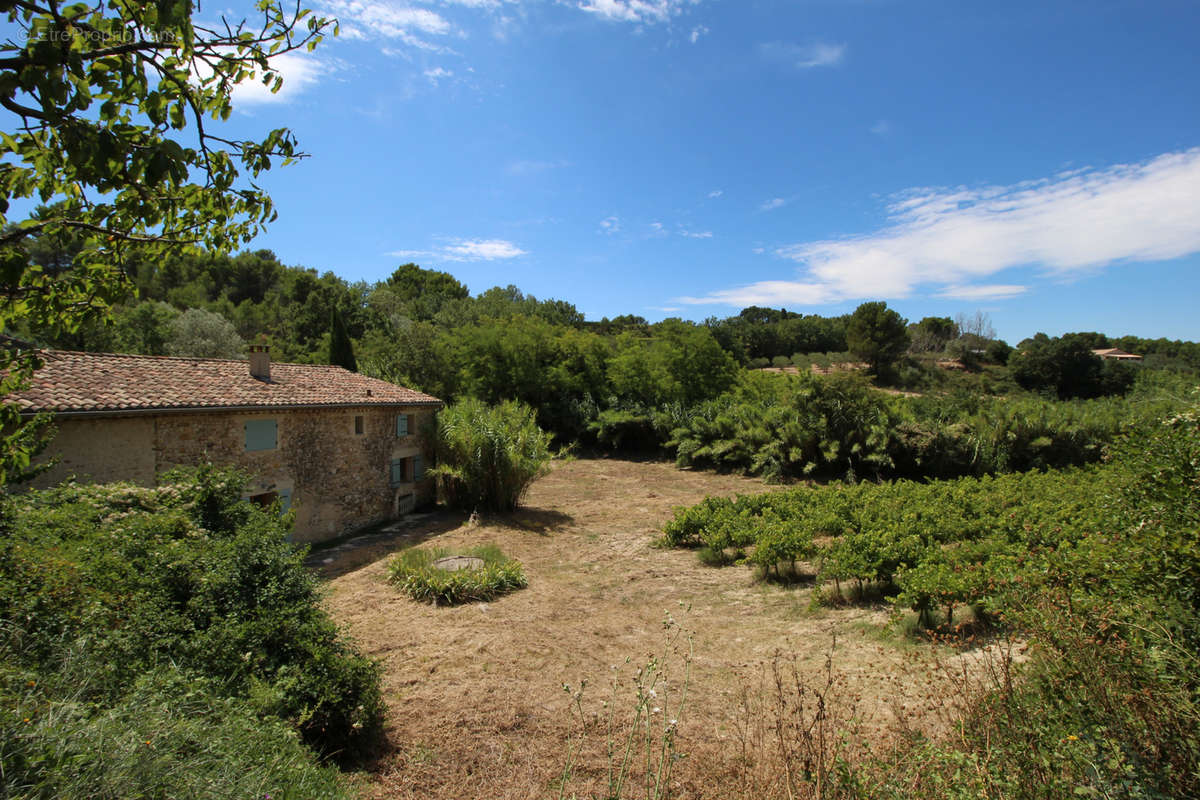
[662,465,1118,623]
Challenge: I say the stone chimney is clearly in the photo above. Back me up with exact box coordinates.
[248,344,270,381]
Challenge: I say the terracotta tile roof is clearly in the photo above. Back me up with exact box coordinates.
[12,351,442,414]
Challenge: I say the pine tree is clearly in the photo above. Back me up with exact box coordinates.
[328,308,358,372]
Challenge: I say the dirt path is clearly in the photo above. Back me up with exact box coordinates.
[320,458,944,799]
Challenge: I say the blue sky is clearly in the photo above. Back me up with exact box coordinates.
[213,1,1198,341]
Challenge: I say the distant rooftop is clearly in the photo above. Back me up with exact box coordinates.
[1092,348,1144,361]
[12,350,442,414]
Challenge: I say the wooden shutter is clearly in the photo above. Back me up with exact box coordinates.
[413,454,423,481]
[396,414,408,437]
[389,458,404,487]
[244,419,277,451]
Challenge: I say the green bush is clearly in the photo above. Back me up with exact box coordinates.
[670,371,899,480]
[429,398,553,512]
[387,544,527,605]
[0,466,384,762]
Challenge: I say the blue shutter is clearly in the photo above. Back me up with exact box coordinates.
[396,414,408,437]
[413,454,423,481]
[278,488,292,515]
[244,419,277,451]
[389,458,404,487]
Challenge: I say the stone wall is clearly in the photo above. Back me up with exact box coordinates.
[31,404,439,543]
[29,416,157,488]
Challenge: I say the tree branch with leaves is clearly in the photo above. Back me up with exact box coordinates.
[0,0,334,484]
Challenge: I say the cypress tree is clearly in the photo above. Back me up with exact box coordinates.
[328,307,358,372]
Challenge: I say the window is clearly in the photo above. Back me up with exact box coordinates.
[248,491,278,508]
[389,456,424,487]
[247,489,291,516]
[244,419,277,451]
[395,413,413,437]
[354,415,364,435]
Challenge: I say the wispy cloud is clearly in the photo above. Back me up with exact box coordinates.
[320,0,457,49]
[870,119,891,136]
[679,148,1200,307]
[423,66,454,84]
[759,197,787,212]
[390,237,527,262]
[936,284,1028,301]
[681,229,713,239]
[599,216,621,234]
[760,41,846,70]
[576,0,700,24]
[690,25,708,43]
[707,189,723,199]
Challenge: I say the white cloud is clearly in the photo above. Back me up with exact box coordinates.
[681,229,713,239]
[707,189,723,198]
[760,197,787,211]
[599,216,621,234]
[679,280,834,307]
[760,41,846,69]
[690,25,708,43]
[389,237,526,262]
[576,0,698,24]
[223,53,327,106]
[423,66,453,83]
[445,238,526,259]
[679,148,1200,307]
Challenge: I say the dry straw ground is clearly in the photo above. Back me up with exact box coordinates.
[317,458,959,799]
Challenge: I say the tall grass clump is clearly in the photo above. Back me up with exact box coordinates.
[557,609,692,800]
[0,664,350,800]
[429,397,554,511]
[387,544,527,606]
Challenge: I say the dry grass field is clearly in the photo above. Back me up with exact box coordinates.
[317,458,962,799]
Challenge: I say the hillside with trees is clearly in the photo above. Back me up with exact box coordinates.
[15,242,1199,483]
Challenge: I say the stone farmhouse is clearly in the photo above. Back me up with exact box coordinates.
[12,347,442,543]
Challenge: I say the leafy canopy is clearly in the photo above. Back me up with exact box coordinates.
[0,0,332,483]
[846,301,910,375]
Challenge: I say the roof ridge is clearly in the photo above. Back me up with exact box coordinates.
[44,349,352,371]
[46,349,247,364]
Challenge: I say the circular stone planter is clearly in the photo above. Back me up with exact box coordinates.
[432,555,486,572]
